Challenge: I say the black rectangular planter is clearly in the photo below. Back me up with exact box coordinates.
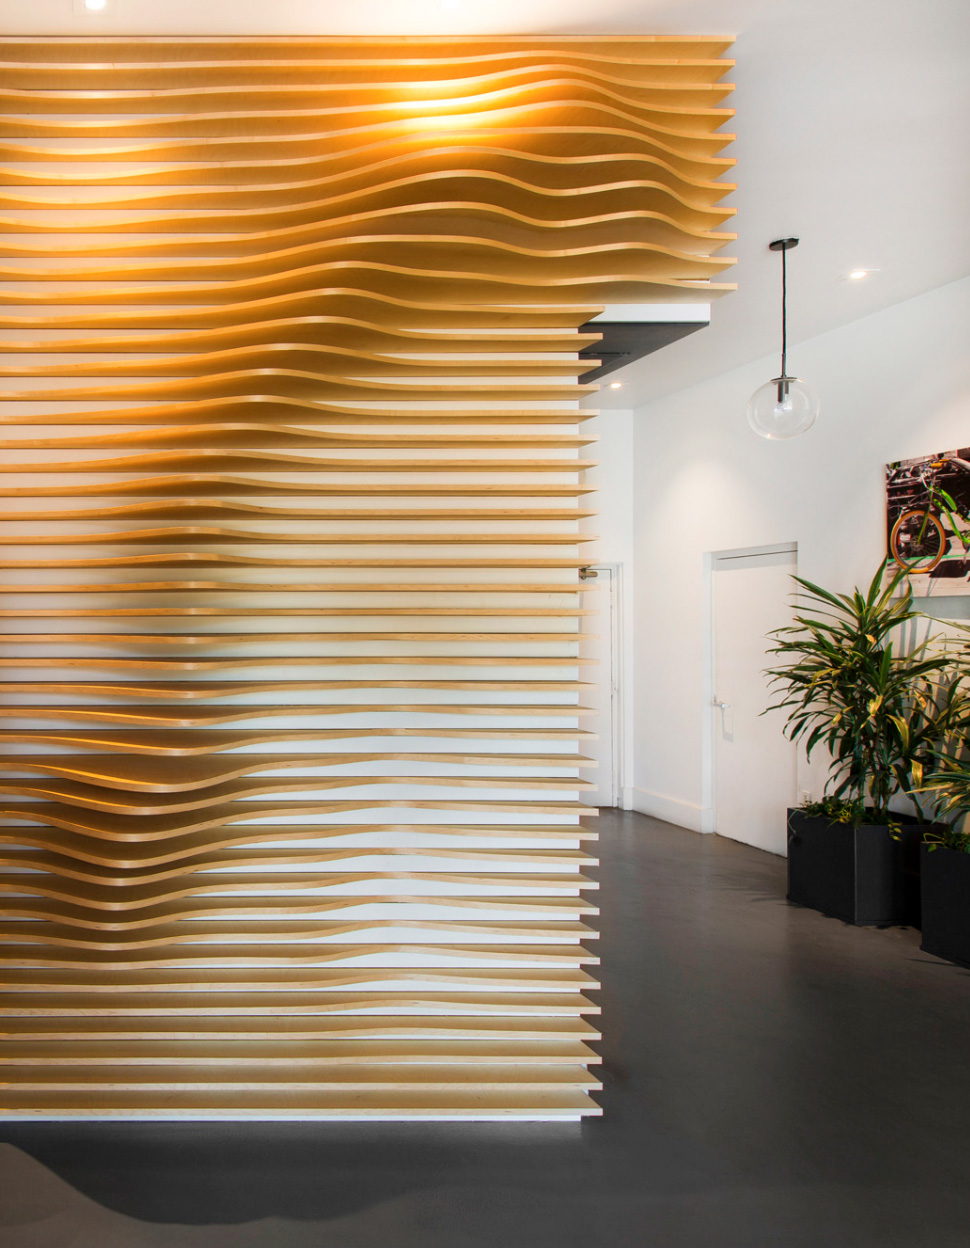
[920,843,970,968]
[786,809,922,927]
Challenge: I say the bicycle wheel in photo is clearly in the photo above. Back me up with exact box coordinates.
[889,508,947,572]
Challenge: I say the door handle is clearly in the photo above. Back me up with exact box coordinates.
[713,697,734,734]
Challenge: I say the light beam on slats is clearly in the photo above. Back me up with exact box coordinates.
[0,35,735,1120]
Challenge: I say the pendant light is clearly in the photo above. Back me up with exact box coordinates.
[747,237,819,440]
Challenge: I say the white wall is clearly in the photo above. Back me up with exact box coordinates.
[630,275,970,834]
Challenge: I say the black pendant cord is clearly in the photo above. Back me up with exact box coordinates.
[780,243,788,380]
[767,237,799,401]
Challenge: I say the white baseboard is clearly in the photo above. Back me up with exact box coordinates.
[630,787,713,834]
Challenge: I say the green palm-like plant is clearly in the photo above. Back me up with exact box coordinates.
[913,621,970,850]
[764,561,958,822]
[916,755,970,851]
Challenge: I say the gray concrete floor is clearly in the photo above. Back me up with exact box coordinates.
[2,809,969,1247]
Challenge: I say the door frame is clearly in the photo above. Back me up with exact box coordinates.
[583,561,624,808]
[702,542,798,835]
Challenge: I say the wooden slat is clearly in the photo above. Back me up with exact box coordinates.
[0,479,594,499]
[0,918,600,951]
[0,704,597,726]
[0,1015,602,1042]
[0,321,603,353]
[0,500,596,519]
[0,1064,604,1089]
[0,895,599,928]
[0,299,604,334]
[0,347,594,378]
[0,1088,603,1119]
[0,752,596,791]
[0,1039,602,1065]
[0,426,599,450]
[0,868,598,898]
[0,987,600,1012]
[0,945,589,967]
[0,677,590,695]
[0,967,599,991]
[0,941,600,969]
[0,827,599,871]
[0,728,597,755]
[0,845,596,874]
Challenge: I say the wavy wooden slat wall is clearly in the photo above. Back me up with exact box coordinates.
[0,35,734,1120]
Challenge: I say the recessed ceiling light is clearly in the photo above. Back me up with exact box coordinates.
[848,269,872,280]
[85,0,108,9]
[439,0,461,9]
[76,0,112,11]
[609,381,622,389]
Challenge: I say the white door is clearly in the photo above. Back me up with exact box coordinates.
[582,564,620,807]
[712,547,798,855]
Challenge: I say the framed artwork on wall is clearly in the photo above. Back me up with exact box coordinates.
[887,448,970,595]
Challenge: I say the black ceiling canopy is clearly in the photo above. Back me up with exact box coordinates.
[578,319,709,383]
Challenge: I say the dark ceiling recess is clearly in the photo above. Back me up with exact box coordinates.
[578,320,709,383]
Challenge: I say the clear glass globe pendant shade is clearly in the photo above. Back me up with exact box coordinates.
[747,374,819,440]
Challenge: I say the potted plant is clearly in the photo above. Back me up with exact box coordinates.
[913,755,970,967]
[765,561,957,926]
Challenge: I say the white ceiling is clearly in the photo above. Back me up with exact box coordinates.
[1,0,968,409]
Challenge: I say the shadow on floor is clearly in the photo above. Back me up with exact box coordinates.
[2,812,970,1248]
